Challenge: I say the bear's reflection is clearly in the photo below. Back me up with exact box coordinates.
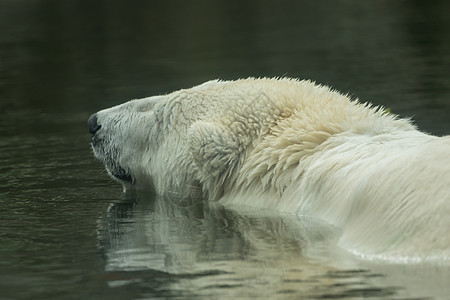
[98,192,340,271]
[96,192,406,298]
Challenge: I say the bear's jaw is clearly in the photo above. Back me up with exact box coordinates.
[90,139,134,184]
[106,161,133,183]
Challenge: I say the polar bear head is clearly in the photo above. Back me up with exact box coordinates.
[89,79,280,198]
[89,78,409,200]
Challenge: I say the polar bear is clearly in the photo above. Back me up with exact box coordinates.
[89,78,450,262]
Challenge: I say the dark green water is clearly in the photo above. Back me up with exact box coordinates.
[1,1,449,299]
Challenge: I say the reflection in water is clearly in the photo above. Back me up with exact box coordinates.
[97,192,447,299]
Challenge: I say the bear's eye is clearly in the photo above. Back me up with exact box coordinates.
[136,96,163,112]
[138,103,154,112]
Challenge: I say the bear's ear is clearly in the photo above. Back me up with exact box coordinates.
[187,121,242,185]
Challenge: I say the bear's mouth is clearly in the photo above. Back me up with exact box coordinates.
[91,137,134,184]
[100,155,134,184]
[109,165,133,183]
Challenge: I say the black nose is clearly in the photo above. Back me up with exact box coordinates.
[88,113,101,135]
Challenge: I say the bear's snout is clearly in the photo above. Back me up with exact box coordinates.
[88,113,101,135]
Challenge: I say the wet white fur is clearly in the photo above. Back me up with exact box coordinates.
[93,78,450,262]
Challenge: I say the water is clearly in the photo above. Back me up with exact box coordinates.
[1,1,449,299]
